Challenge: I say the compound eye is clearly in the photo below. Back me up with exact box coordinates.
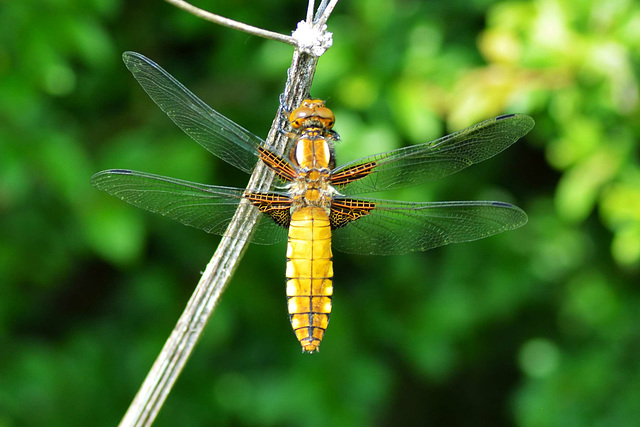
[288,99,334,129]
[316,107,335,129]
[289,107,312,128]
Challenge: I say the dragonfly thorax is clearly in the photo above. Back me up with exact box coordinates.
[291,130,333,169]
[287,127,338,213]
[288,162,335,213]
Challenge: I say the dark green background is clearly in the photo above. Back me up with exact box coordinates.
[2,0,639,426]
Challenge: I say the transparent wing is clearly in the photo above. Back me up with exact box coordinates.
[332,198,527,255]
[333,114,534,195]
[91,169,288,245]
[122,51,264,174]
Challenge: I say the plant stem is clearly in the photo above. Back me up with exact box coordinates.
[117,36,320,427]
[163,0,297,45]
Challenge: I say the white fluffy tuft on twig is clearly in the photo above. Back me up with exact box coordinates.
[292,21,333,57]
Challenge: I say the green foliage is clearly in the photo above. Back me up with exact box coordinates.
[1,0,639,426]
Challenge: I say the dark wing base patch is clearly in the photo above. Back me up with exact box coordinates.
[245,192,292,227]
[258,147,297,182]
[329,198,376,229]
[330,161,377,187]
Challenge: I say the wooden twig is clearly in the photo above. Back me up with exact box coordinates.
[306,0,315,23]
[163,0,297,45]
[314,0,339,27]
[162,0,334,56]
[118,1,335,427]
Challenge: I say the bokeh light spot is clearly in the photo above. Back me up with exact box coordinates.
[518,338,560,378]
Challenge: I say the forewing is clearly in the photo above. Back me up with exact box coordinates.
[333,114,534,195]
[332,198,527,255]
[122,51,264,174]
[91,169,288,245]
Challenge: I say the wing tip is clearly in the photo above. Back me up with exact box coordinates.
[122,51,142,61]
[490,201,528,228]
[496,113,536,134]
[122,51,155,71]
[496,113,516,120]
[490,200,514,208]
[92,169,133,177]
[90,169,133,186]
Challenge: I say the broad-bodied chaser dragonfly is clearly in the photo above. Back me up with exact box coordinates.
[92,52,534,352]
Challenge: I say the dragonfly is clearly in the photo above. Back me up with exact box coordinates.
[92,51,534,353]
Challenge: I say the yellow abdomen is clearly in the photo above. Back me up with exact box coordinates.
[286,206,333,352]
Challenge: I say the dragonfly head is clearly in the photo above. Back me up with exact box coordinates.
[289,99,335,130]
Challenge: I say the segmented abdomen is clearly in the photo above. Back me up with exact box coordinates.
[286,206,333,352]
